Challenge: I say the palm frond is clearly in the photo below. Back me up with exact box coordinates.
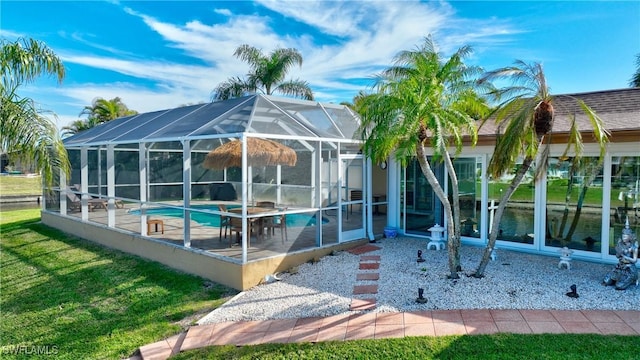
[273,79,314,100]
[578,100,610,159]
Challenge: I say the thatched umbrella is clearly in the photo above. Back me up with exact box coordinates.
[203,138,297,169]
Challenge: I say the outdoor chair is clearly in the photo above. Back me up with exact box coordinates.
[256,201,275,208]
[72,184,125,209]
[217,204,230,244]
[66,191,102,212]
[66,191,82,212]
[265,207,288,244]
[229,216,262,247]
[256,201,276,236]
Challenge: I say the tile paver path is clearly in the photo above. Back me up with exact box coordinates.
[137,309,640,359]
[135,244,640,359]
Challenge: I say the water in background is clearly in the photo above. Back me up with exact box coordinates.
[0,202,41,212]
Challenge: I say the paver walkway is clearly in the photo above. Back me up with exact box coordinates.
[135,244,640,359]
[138,309,640,359]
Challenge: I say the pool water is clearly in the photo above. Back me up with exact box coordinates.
[130,205,328,228]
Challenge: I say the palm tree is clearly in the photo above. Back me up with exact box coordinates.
[0,37,69,188]
[80,97,137,124]
[630,54,640,88]
[473,61,609,277]
[62,97,138,137]
[358,36,490,278]
[61,119,97,138]
[212,44,314,101]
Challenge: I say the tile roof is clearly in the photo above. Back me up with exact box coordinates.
[479,88,640,136]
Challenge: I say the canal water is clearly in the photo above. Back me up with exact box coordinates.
[0,201,41,212]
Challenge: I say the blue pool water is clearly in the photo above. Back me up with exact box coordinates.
[129,205,328,228]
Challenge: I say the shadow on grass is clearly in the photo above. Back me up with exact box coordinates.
[1,219,235,359]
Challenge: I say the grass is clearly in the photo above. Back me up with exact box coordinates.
[174,334,639,359]
[0,209,234,359]
[1,209,638,360]
[0,175,42,196]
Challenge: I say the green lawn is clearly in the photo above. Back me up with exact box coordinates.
[175,333,639,359]
[0,209,234,359]
[0,175,42,196]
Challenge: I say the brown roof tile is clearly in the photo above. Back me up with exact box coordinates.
[479,88,640,137]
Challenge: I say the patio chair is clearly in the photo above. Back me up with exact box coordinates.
[66,191,82,212]
[257,201,276,236]
[72,184,125,209]
[256,201,275,208]
[265,207,288,244]
[66,191,102,212]
[229,217,261,247]
[218,204,230,244]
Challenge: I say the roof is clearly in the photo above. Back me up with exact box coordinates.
[478,88,640,137]
[63,95,361,148]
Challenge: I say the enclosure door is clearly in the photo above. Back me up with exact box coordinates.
[341,156,365,241]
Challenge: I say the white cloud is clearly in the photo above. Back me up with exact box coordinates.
[20,1,521,129]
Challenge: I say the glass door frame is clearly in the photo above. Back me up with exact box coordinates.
[339,154,366,241]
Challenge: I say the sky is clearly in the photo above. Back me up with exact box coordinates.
[2,1,639,130]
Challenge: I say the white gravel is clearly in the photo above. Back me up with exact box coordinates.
[199,237,639,324]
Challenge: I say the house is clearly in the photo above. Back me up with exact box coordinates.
[385,88,640,262]
[41,89,640,290]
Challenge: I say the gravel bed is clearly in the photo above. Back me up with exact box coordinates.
[199,237,639,324]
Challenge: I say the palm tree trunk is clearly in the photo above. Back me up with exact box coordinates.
[416,144,460,278]
[442,147,462,271]
[474,157,534,277]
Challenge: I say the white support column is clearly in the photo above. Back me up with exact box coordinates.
[106,144,115,227]
[81,148,89,221]
[98,148,103,197]
[139,143,148,236]
[241,135,248,263]
[366,157,374,241]
[276,166,282,204]
[60,169,67,215]
[534,165,547,250]
[314,141,322,246]
[183,140,191,248]
[479,154,489,244]
[601,153,613,258]
[336,144,343,242]
[310,146,316,208]
[387,156,400,230]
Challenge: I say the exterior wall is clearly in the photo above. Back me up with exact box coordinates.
[389,141,639,265]
[41,211,368,290]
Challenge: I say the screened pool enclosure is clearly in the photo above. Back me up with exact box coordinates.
[44,95,386,273]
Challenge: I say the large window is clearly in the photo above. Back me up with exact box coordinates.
[450,157,482,239]
[402,158,443,236]
[545,157,603,252]
[488,161,535,244]
[609,156,640,255]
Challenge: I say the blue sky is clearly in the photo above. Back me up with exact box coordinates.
[3,1,639,129]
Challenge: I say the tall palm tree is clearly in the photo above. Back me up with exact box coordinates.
[62,97,138,137]
[80,97,137,124]
[630,53,640,88]
[212,44,314,101]
[0,37,69,188]
[473,61,609,277]
[358,36,490,278]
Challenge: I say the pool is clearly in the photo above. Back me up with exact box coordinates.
[129,205,329,228]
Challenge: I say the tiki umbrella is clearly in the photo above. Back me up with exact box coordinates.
[203,138,297,170]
